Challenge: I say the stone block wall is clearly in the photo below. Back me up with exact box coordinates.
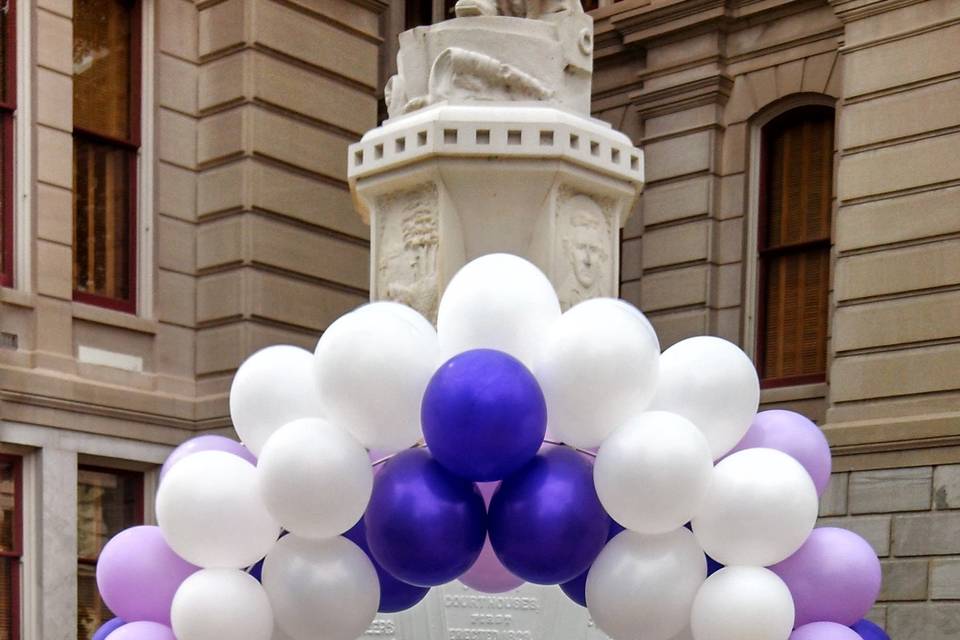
[819,465,960,638]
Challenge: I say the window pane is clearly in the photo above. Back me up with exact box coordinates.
[78,563,114,640]
[77,468,140,560]
[73,0,133,139]
[0,558,14,640]
[761,248,830,380]
[763,107,833,248]
[73,137,132,302]
[0,461,16,554]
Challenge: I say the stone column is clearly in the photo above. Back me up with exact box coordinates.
[37,447,78,640]
[349,9,643,640]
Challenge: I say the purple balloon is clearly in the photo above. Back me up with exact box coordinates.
[727,410,831,495]
[770,527,881,627]
[93,618,125,640]
[422,349,547,481]
[160,435,256,481]
[105,622,176,640]
[96,526,199,625]
[459,482,525,593]
[344,517,431,612]
[791,622,863,640]
[489,446,609,585]
[365,448,487,587]
[850,619,889,640]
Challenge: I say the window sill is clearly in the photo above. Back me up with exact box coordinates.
[760,382,828,404]
[0,287,36,309]
[72,301,159,335]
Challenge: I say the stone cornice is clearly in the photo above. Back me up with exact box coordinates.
[826,0,928,23]
[629,74,734,118]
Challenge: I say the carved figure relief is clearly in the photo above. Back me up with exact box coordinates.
[453,0,583,19]
[377,184,440,320]
[557,193,612,309]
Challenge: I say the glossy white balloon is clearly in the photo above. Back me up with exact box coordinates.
[230,345,324,456]
[156,451,280,568]
[533,298,660,447]
[315,304,439,451]
[262,535,379,640]
[586,528,707,640]
[349,301,436,338]
[595,411,713,534]
[650,336,759,459]
[690,567,794,640]
[692,448,818,566]
[257,418,373,539]
[437,253,561,368]
[171,569,273,640]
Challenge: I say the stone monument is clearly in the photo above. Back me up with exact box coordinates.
[347,3,643,638]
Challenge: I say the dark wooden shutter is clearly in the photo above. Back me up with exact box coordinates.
[758,106,834,385]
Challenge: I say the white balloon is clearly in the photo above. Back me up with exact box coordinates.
[586,528,706,640]
[595,411,713,534]
[350,301,436,338]
[315,305,439,451]
[437,253,561,368]
[230,345,324,456]
[262,534,379,640]
[692,448,818,566]
[690,567,794,640]
[157,451,280,568]
[171,569,273,640]
[533,298,660,447]
[650,336,759,459]
[258,418,373,539]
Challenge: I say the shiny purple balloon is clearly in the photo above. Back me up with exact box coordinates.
[791,622,863,640]
[105,621,176,640]
[365,448,486,587]
[770,527,881,627]
[422,349,547,481]
[96,526,199,625]
[93,618,125,640]
[850,619,889,640]
[344,517,431,612]
[489,446,609,585]
[459,482,524,593]
[727,410,831,495]
[160,435,256,481]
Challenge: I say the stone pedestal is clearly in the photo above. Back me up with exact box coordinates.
[348,10,643,640]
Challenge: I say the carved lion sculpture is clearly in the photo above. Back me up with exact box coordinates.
[454,0,583,19]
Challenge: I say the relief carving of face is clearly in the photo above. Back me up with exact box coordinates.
[563,196,609,291]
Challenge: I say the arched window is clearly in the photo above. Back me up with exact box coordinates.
[756,105,834,386]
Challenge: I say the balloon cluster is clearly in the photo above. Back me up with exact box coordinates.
[92,254,887,640]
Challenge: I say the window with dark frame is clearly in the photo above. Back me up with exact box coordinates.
[405,0,599,27]
[0,0,16,289]
[0,456,21,640]
[757,105,834,387]
[76,466,144,640]
[72,0,141,312]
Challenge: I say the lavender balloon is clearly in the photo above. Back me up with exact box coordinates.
[459,482,524,593]
[770,527,881,627]
[726,410,831,495]
[93,618,125,640]
[791,622,863,640]
[105,621,176,640]
[97,526,199,625]
[160,435,256,481]
[850,619,889,640]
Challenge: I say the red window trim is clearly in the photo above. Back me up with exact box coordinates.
[71,0,142,314]
[0,454,23,640]
[755,104,834,389]
[0,0,17,289]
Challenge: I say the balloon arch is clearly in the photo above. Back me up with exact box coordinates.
[93,255,884,640]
